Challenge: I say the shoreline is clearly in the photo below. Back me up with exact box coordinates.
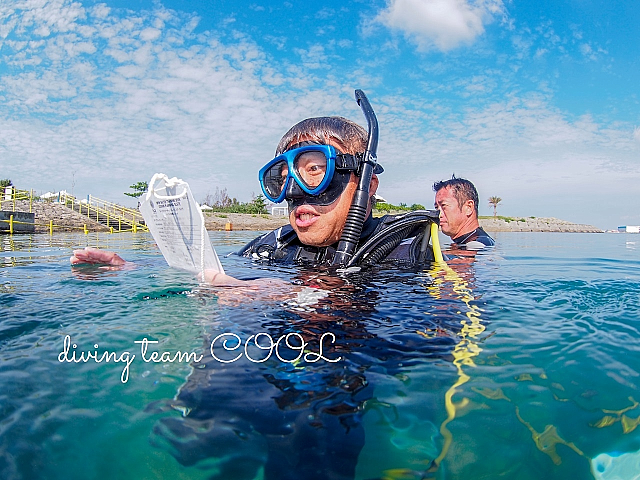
[205,213,604,233]
[2,201,604,233]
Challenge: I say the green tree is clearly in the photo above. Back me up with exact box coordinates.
[0,179,12,188]
[124,181,148,198]
[488,196,502,217]
[250,194,267,214]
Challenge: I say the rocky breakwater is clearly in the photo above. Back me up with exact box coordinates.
[479,216,603,233]
[2,200,108,233]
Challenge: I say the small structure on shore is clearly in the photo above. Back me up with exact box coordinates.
[618,226,640,233]
[41,192,58,200]
[271,206,287,216]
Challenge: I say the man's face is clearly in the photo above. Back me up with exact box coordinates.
[287,141,377,247]
[434,186,474,238]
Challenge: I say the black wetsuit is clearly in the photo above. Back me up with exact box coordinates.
[450,226,494,250]
[155,210,456,480]
[237,210,440,267]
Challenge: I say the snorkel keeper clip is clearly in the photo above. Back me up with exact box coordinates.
[331,89,379,267]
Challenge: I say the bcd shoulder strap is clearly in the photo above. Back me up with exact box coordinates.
[351,210,439,267]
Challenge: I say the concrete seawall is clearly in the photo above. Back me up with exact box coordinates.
[0,211,35,233]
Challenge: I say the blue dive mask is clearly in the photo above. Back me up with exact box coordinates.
[259,144,383,207]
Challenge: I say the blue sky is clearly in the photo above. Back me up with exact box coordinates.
[0,0,638,229]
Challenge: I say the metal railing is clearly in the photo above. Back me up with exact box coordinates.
[1,186,35,213]
[60,192,147,233]
[87,194,144,222]
[0,186,148,234]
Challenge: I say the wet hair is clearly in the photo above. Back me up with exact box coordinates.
[433,175,479,216]
[276,116,367,155]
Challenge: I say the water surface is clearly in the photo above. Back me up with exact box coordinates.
[1,231,639,480]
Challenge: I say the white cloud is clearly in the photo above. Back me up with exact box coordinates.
[579,43,592,56]
[375,0,506,51]
[316,8,335,20]
[91,4,110,20]
[139,27,161,42]
[263,35,286,50]
[293,44,330,70]
[15,0,86,36]
[578,41,607,62]
[534,47,547,58]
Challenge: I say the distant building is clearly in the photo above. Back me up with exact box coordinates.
[271,206,288,216]
[41,191,57,200]
[40,190,70,202]
[618,226,640,233]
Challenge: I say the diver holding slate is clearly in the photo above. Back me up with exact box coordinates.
[70,90,442,281]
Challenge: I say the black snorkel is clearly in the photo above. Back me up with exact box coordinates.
[332,89,379,267]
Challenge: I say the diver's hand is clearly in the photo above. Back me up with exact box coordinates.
[200,269,249,286]
[200,270,294,306]
[200,269,289,288]
[70,247,127,266]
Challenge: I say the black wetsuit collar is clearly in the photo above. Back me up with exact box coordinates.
[451,226,494,247]
[452,228,481,245]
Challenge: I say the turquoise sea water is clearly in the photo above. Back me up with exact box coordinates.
[1,231,639,480]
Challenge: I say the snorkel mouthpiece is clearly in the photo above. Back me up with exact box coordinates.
[332,89,379,267]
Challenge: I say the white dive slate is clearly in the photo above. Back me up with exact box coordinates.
[139,173,224,278]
